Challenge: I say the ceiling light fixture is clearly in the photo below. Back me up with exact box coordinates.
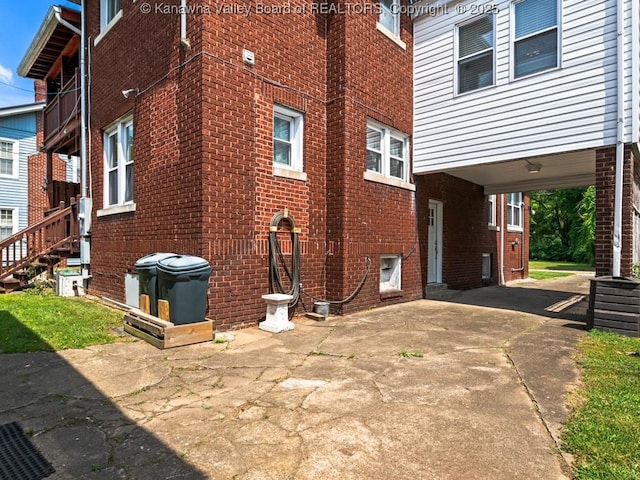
[525,159,541,174]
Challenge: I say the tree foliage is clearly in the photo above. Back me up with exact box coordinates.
[529,187,595,264]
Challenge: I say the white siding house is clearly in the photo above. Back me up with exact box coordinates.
[413,0,640,194]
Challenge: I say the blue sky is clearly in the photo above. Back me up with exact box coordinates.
[0,1,80,107]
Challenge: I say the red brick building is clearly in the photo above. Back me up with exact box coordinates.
[19,1,529,329]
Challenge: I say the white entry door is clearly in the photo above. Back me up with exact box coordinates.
[427,200,443,284]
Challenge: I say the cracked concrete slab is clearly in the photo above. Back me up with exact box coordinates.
[0,275,590,479]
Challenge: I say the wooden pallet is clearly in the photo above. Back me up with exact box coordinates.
[123,307,214,349]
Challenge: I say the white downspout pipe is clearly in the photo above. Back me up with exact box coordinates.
[499,194,505,285]
[613,0,625,277]
[55,4,91,280]
[180,0,190,48]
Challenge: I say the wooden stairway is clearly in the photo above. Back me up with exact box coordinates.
[0,199,80,293]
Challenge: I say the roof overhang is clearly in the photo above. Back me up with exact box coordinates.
[0,102,46,118]
[416,149,597,194]
[18,6,81,80]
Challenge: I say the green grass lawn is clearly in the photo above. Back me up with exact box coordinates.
[529,260,595,272]
[528,270,575,281]
[0,290,125,353]
[563,330,640,479]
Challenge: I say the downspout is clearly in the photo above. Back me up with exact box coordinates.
[180,0,190,48]
[612,0,625,277]
[56,3,91,280]
[499,194,505,285]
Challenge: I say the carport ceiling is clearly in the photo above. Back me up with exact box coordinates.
[423,149,596,195]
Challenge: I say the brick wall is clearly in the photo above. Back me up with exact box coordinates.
[415,173,529,289]
[85,0,421,328]
[27,110,69,224]
[595,145,635,277]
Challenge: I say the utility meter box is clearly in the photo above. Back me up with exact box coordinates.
[56,271,84,297]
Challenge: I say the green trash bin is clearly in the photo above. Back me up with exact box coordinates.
[157,255,212,325]
[134,252,179,317]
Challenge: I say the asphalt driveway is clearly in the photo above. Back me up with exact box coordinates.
[0,274,591,479]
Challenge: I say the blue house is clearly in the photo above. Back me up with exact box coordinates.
[0,103,44,242]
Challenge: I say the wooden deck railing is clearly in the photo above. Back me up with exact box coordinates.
[44,69,80,145]
[0,198,79,281]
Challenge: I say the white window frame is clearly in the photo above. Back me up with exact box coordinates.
[511,0,560,80]
[507,192,523,231]
[0,138,19,179]
[378,0,400,36]
[102,114,134,209]
[455,14,496,95]
[365,120,410,184]
[380,254,402,292]
[0,207,18,240]
[488,194,496,227]
[273,105,304,175]
[101,0,122,31]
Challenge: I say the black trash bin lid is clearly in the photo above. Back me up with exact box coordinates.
[134,252,179,269]
[157,255,211,274]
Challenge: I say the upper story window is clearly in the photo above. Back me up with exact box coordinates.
[103,115,133,208]
[366,121,409,182]
[101,0,122,31]
[514,0,559,78]
[487,194,496,227]
[0,208,16,240]
[507,192,523,230]
[379,0,400,36]
[457,15,494,94]
[0,139,18,178]
[273,105,304,173]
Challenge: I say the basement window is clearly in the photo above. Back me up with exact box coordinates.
[380,255,401,292]
[482,253,492,279]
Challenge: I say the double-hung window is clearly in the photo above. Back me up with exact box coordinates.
[513,0,559,78]
[0,139,18,178]
[273,105,304,173]
[457,15,495,94]
[379,0,400,36]
[103,115,133,208]
[366,121,409,182]
[487,194,496,227]
[101,0,121,31]
[507,192,523,230]
[0,208,16,240]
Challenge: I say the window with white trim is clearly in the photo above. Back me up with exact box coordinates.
[379,0,400,36]
[457,15,494,94]
[507,192,523,230]
[0,139,18,178]
[0,208,17,240]
[487,194,496,227]
[366,121,409,181]
[513,0,559,78]
[103,115,133,208]
[380,255,401,292]
[101,0,121,31]
[273,105,304,172]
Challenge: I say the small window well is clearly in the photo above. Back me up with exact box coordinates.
[380,255,401,292]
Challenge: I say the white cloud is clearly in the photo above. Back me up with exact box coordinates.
[0,65,13,84]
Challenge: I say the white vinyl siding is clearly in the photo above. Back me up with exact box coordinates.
[413,0,637,173]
